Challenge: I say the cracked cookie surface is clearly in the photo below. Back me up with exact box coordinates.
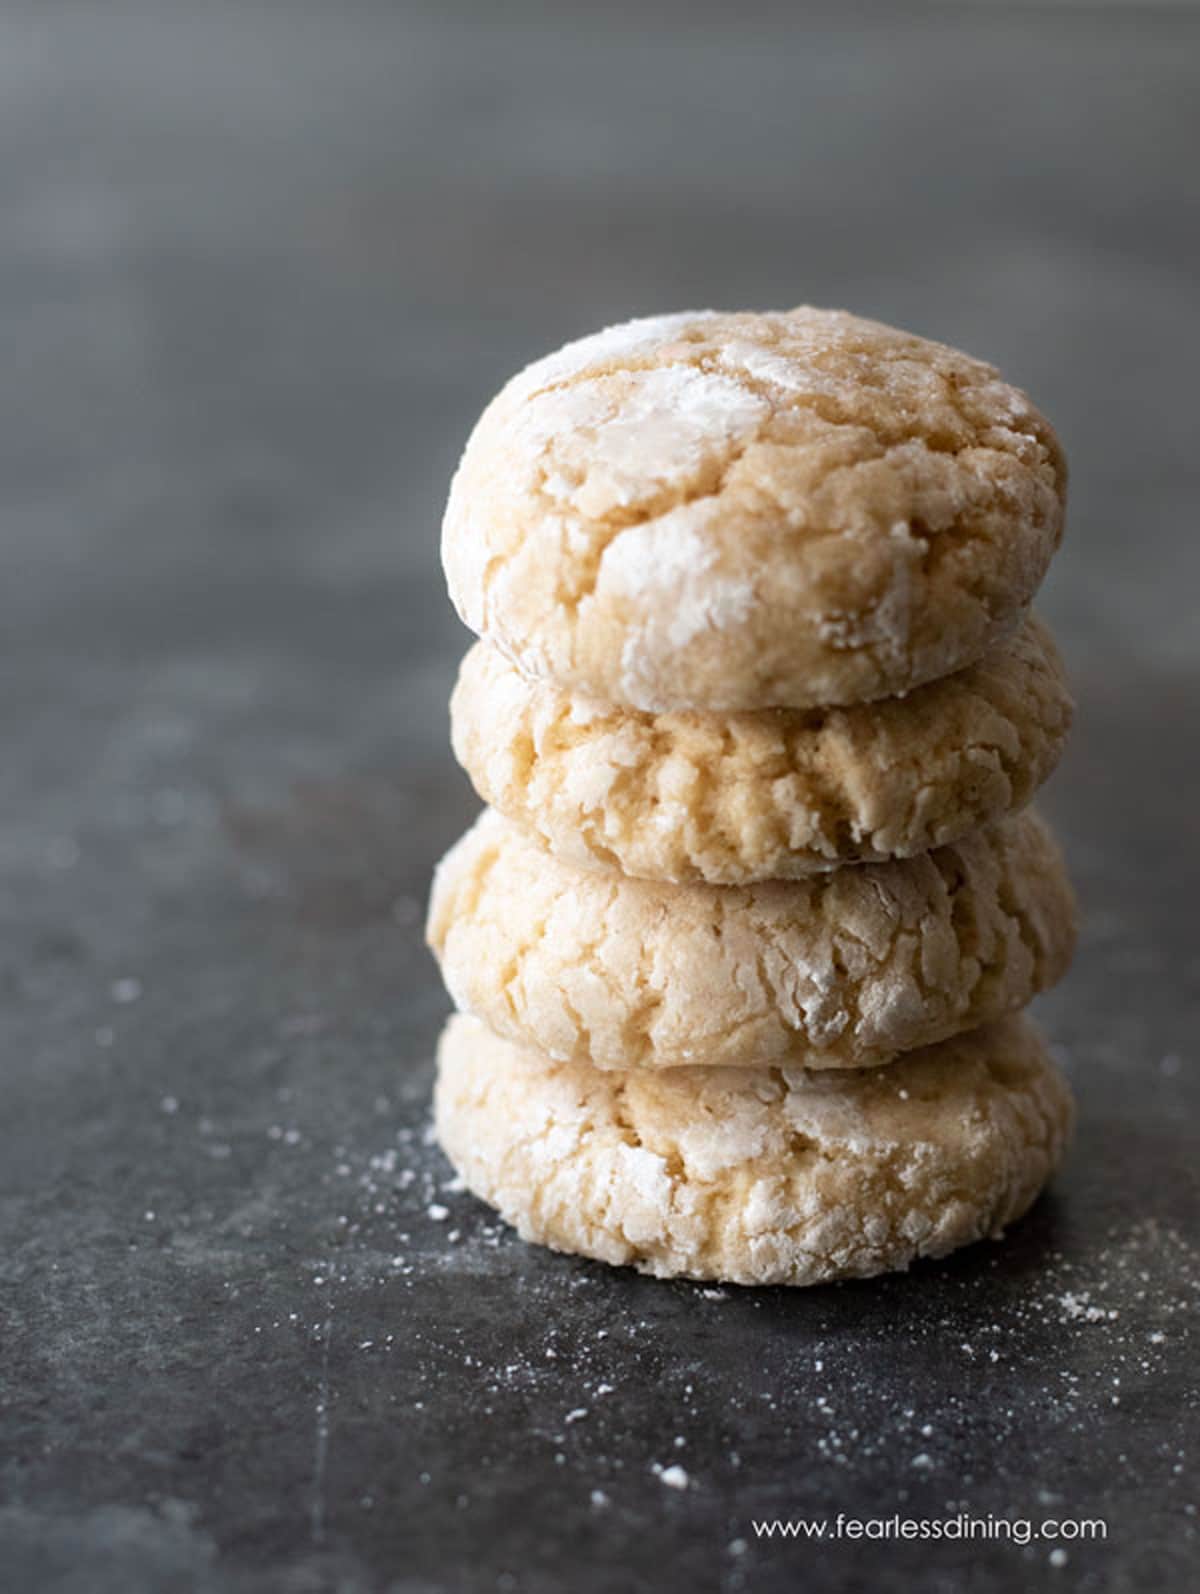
[426,807,1076,1072]
[451,615,1071,885]
[434,1012,1074,1285]
[441,308,1066,712]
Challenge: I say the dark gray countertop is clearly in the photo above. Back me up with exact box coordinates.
[3,4,1198,1591]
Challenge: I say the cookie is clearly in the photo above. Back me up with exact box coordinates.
[450,615,1071,885]
[426,807,1076,1072]
[434,1012,1073,1286]
[442,308,1066,712]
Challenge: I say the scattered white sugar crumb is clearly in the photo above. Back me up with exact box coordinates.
[920,1424,933,1437]
[1060,1291,1110,1323]
[728,1539,747,1557]
[160,1095,179,1114]
[1049,1549,1068,1568]
[143,1210,155,1222]
[1149,1331,1166,1344]
[427,1204,450,1222]
[590,1489,609,1509]
[653,1463,689,1490]
[673,1435,686,1449]
[910,1453,933,1470]
[565,1408,588,1424]
[283,1128,301,1146]
[111,977,142,1004]
[595,1383,614,1396]
[700,1288,727,1300]
[442,1176,467,1194]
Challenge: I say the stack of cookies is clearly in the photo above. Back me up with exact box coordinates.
[427,308,1077,1288]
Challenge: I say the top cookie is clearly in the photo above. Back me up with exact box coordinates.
[442,308,1066,711]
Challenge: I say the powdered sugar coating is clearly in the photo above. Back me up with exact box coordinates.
[450,616,1072,884]
[425,807,1076,1072]
[434,1012,1074,1286]
[442,307,1066,711]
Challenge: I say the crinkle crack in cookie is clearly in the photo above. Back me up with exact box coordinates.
[426,808,1076,1072]
[434,1012,1074,1286]
[450,616,1071,885]
[442,308,1066,712]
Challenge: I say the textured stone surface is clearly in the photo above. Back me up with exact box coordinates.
[2,4,1198,1592]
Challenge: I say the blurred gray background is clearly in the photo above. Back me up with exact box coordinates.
[3,5,1198,1593]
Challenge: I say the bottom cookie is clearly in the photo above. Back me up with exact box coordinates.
[434,1013,1073,1287]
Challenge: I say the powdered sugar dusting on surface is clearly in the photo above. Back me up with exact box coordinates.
[443,305,1063,713]
[717,337,847,399]
[517,365,769,521]
[597,504,759,710]
[155,1025,1194,1533]
[670,1095,776,1182]
[653,1462,690,1490]
[612,1142,673,1215]
[506,311,717,402]
[441,460,492,633]
[777,1083,878,1156]
[597,510,717,599]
